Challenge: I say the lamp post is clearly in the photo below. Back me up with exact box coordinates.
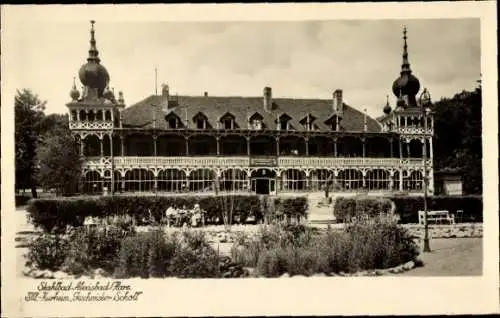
[419,88,432,252]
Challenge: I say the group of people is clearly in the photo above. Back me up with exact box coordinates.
[164,204,205,228]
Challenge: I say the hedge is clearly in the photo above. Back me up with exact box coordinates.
[27,195,308,232]
[333,196,393,222]
[385,195,483,224]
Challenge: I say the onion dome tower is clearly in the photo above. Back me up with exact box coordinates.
[78,20,110,100]
[383,95,392,115]
[392,26,420,108]
[69,77,80,101]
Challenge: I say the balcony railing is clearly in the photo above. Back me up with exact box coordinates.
[83,156,428,169]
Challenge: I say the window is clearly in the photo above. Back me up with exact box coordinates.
[251,119,262,130]
[280,120,288,130]
[169,118,177,129]
[330,121,337,131]
[196,119,205,129]
[224,119,233,130]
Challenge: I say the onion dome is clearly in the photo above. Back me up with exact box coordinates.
[78,20,110,97]
[70,77,80,101]
[392,27,420,100]
[383,95,392,114]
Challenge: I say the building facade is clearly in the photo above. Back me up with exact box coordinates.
[67,21,434,196]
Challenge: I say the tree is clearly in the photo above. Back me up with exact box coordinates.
[432,84,482,194]
[15,89,46,197]
[35,124,82,196]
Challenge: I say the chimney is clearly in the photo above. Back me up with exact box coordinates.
[161,83,169,112]
[263,86,272,111]
[333,89,343,114]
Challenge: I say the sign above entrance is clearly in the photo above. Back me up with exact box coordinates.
[250,156,277,167]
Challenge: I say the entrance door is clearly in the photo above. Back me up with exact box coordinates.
[255,178,269,195]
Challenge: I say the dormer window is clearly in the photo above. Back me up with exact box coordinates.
[219,112,237,130]
[325,114,340,131]
[277,113,292,131]
[224,118,233,129]
[165,112,182,129]
[251,119,262,130]
[193,112,209,130]
[280,120,288,130]
[300,114,316,131]
[169,118,177,129]
[249,112,264,130]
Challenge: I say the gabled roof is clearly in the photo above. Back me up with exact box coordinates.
[121,94,382,132]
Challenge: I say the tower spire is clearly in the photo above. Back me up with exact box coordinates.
[87,20,100,63]
[401,26,411,75]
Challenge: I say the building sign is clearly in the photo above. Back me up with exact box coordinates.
[250,156,277,167]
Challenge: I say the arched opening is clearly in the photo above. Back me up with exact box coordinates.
[79,110,87,121]
[308,136,333,156]
[279,136,307,156]
[310,169,332,191]
[393,170,401,191]
[71,110,77,122]
[158,169,187,192]
[96,109,103,121]
[124,169,154,192]
[220,135,246,156]
[366,169,390,190]
[250,135,276,156]
[189,169,215,192]
[409,139,423,158]
[367,137,391,158]
[189,135,217,156]
[83,135,100,157]
[112,135,121,156]
[338,169,363,190]
[105,110,112,121]
[157,134,185,156]
[337,136,363,157]
[83,170,102,194]
[250,169,276,195]
[403,170,423,191]
[221,169,248,192]
[87,110,95,122]
[280,169,306,191]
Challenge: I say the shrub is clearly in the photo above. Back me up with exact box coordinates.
[16,195,31,207]
[334,196,393,222]
[274,197,308,222]
[25,233,69,271]
[234,220,419,277]
[386,195,483,223]
[62,225,129,275]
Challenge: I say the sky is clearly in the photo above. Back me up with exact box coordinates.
[3,13,480,119]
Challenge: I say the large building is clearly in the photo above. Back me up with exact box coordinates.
[67,21,434,196]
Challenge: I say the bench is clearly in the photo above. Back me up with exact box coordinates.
[418,210,455,225]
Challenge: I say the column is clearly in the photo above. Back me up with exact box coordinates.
[362,170,367,189]
[407,142,411,158]
[80,137,85,156]
[399,169,403,191]
[246,137,250,156]
[389,171,394,190]
[429,137,434,160]
[399,139,403,160]
[216,137,220,156]
[153,135,157,157]
[185,136,189,155]
[76,110,80,121]
[154,175,158,193]
[333,138,337,157]
[305,137,309,156]
[120,135,125,156]
[100,136,104,157]
[362,137,366,157]
[276,137,280,156]
[110,135,114,195]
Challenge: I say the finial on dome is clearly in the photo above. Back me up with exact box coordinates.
[401,25,411,75]
[383,95,392,114]
[70,76,80,101]
[87,20,100,63]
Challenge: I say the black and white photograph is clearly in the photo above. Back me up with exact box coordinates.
[1,2,498,317]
